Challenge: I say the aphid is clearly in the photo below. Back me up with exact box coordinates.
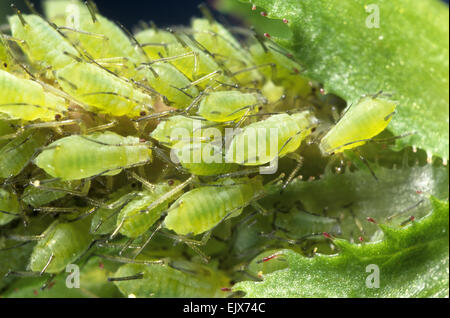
[191,17,262,84]
[247,250,288,277]
[274,207,341,239]
[164,176,264,236]
[172,141,239,176]
[0,188,20,226]
[44,0,145,78]
[150,115,221,147]
[138,63,199,108]
[134,27,178,60]
[249,40,311,97]
[90,185,138,235]
[0,130,48,179]
[28,217,94,274]
[0,69,68,121]
[226,111,318,166]
[197,91,266,123]
[8,13,80,71]
[0,120,16,147]
[0,36,14,71]
[55,61,153,117]
[21,177,88,208]
[34,131,152,181]
[116,180,183,238]
[111,261,231,298]
[319,95,398,155]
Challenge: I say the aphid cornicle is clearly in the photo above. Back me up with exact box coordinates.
[9,13,80,71]
[197,91,265,123]
[319,96,398,155]
[112,261,231,298]
[0,69,67,121]
[29,217,94,274]
[0,188,20,226]
[116,180,182,238]
[56,61,153,117]
[34,131,152,181]
[226,111,318,166]
[0,130,48,179]
[164,176,264,236]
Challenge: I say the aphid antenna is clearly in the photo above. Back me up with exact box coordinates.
[387,199,425,222]
[170,84,194,99]
[133,109,183,123]
[33,207,82,214]
[231,62,277,79]
[66,206,99,223]
[132,79,169,104]
[132,219,165,259]
[198,3,215,24]
[95,254,166,266]
[280,153,304,192]
[114,20,150,61]
[0,241,32,252]
[127,171,156,191]
[4,270,46,278]
[167,27,188,48]
[10,4,27,27]
[184,89,209,113]
[84,0,98,23]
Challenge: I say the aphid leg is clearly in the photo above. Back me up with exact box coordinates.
[107,273,144,282]
[0,241,32,252]
[184,89,208,113]
[387,199,425,222]
[211,167,261,180]
[40,274,56,291]
[40,253,55,276]
[10,4,27,26]
[57,26,107,40]
[353,149,378,181]
[132,220,164,259]
[85,120,119,134]
[33,207,82,214]
[251,201,271,216]
[231,63,277,79]
[96,254,165,265]
[281,153,304,192]
[182,70,222,90]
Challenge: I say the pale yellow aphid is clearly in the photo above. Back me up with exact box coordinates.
[0,69,66,121]
[319,96,398,155]
[56,61,152,117]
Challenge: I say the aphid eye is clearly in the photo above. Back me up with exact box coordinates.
[167,180,175,186]
[3,63,7,68]
[139,138,147,143]
[311,127,317,133]
[261,12,268,17]
[54,114,62,121]
[140,111,147,117]
[258,106,263,111]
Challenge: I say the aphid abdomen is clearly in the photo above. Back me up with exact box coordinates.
[0,130,48,179]
[320,97,398,154]
[140,64,199,108]
[0,70,65,121]
[29,217,93,274]
[198,91,261,122]
[118,183,178,238]
[113,263,230,298]
[226,112,316,166]
[57,62,151,117]
[9,14,79,70]
[0,188,20,226]
[34,132,152,181]
[134,29,178,59]
[165,178,263,235]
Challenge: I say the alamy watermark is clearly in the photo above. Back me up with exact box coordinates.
[365,4,380,29]
[66,264,80,289]
[365,264,380,288]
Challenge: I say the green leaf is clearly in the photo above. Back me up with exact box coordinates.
[237,0,449,160]
[234,197,449,298]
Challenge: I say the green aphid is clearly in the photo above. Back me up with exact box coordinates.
[151,115,221,147]
[9,14,80,70]
[138,63,199,109]
[172,141,239,176]
[320,96,398,155]
[56,61,153,117]
[0,130,48,179]
[197,91,265,123]
[91,185,138,235]
[117,180,183,238]
[0,188,20,226]
[249,42,311,97]
[226,111,318,166]
[134,28,178,60]
[29,216,94,274]
[112,261,232,298]
[191,18,262,85]
[164,177,264,236]
[0,70,67,121]
[34,131,152,181]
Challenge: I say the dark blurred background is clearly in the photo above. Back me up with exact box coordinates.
[1,0,449,30]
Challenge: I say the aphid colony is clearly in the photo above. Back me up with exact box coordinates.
[0,0,398,298]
